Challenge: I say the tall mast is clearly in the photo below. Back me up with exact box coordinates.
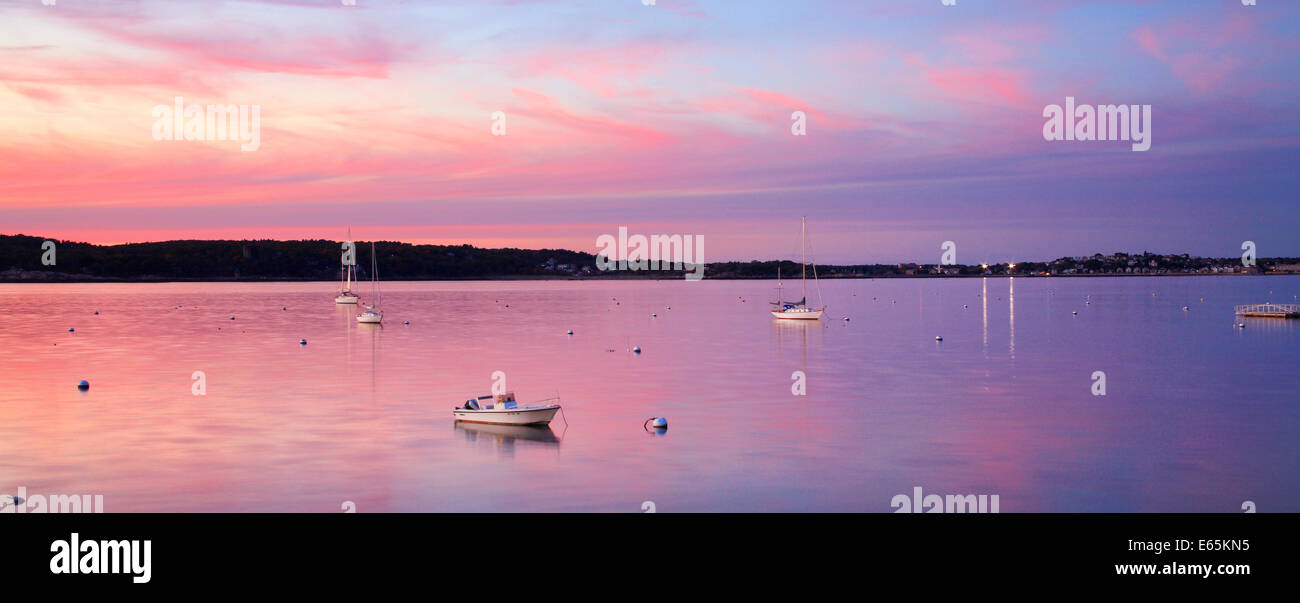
[371,241,380,308]
[801,216,807,304]
[345,227,354,291]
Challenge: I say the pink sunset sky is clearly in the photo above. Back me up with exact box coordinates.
[1,0,1297,263]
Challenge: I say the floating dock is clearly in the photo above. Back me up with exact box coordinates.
[1235,303,1300,318]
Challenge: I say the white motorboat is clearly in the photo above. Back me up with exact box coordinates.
[355,241,383,324]
[771,216,826,320]
[453,392,562,426]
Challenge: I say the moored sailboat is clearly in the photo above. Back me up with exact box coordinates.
[335,228,360,304]
[771,216,825,320]
[356,241,382,324]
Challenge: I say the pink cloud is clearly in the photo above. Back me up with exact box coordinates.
[1132,13,1260,95]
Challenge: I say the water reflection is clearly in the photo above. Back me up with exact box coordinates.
[982,277,988,354]
[0,278,1296,512]
[1009,277,1015,359]
[456,422,560,458]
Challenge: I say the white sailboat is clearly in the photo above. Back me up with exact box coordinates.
[356,241,383,324]
[770,216,825,320]
[335,228,360,304]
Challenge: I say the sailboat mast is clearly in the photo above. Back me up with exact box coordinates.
[801,216,807,304]
[345,227,354,291]
[371,241,380,307]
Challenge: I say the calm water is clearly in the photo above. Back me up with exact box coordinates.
[1,277,1296,512]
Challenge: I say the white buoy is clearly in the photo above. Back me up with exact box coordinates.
[651,313,657,318]
[1072,311,1078,315]
[77,380,89,390]
[935,336,943,341]
[282,307,287,311]
[299,339,307,345]
[1238,323,1246,329]
[1182,306,1189,311]
[633,346,642,353]
[566,329,573,335]
[68,327,74,332]
[963,304,968,309]
[651,417,667,429]
[841,316,850,321]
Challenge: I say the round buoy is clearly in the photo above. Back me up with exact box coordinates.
[667,306,671,310]
[1238,323,1246,329]
[644,417,668,432]
[77,380,89,390]
[299,339,307,345]
[566,329,574,335]
[94,311,99,315]
[652,417,667,428]
[404,320,410,325]
[1072,311,1078,315]
[633,346,642,354]
[230,316,235,320]
[841,316,850,321]
[68,328,74,332]
[935,336,943,341]
[282,307,287,311]
[1182,306,1189,311]
[963,304,968,309]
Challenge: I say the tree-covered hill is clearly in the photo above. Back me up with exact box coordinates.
[0,234,600,281]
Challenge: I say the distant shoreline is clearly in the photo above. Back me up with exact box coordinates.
[1,272,1294,284]
[4,233,1296,282]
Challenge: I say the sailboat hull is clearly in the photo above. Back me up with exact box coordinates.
[335,294,359,304]
[771,308,824,320]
